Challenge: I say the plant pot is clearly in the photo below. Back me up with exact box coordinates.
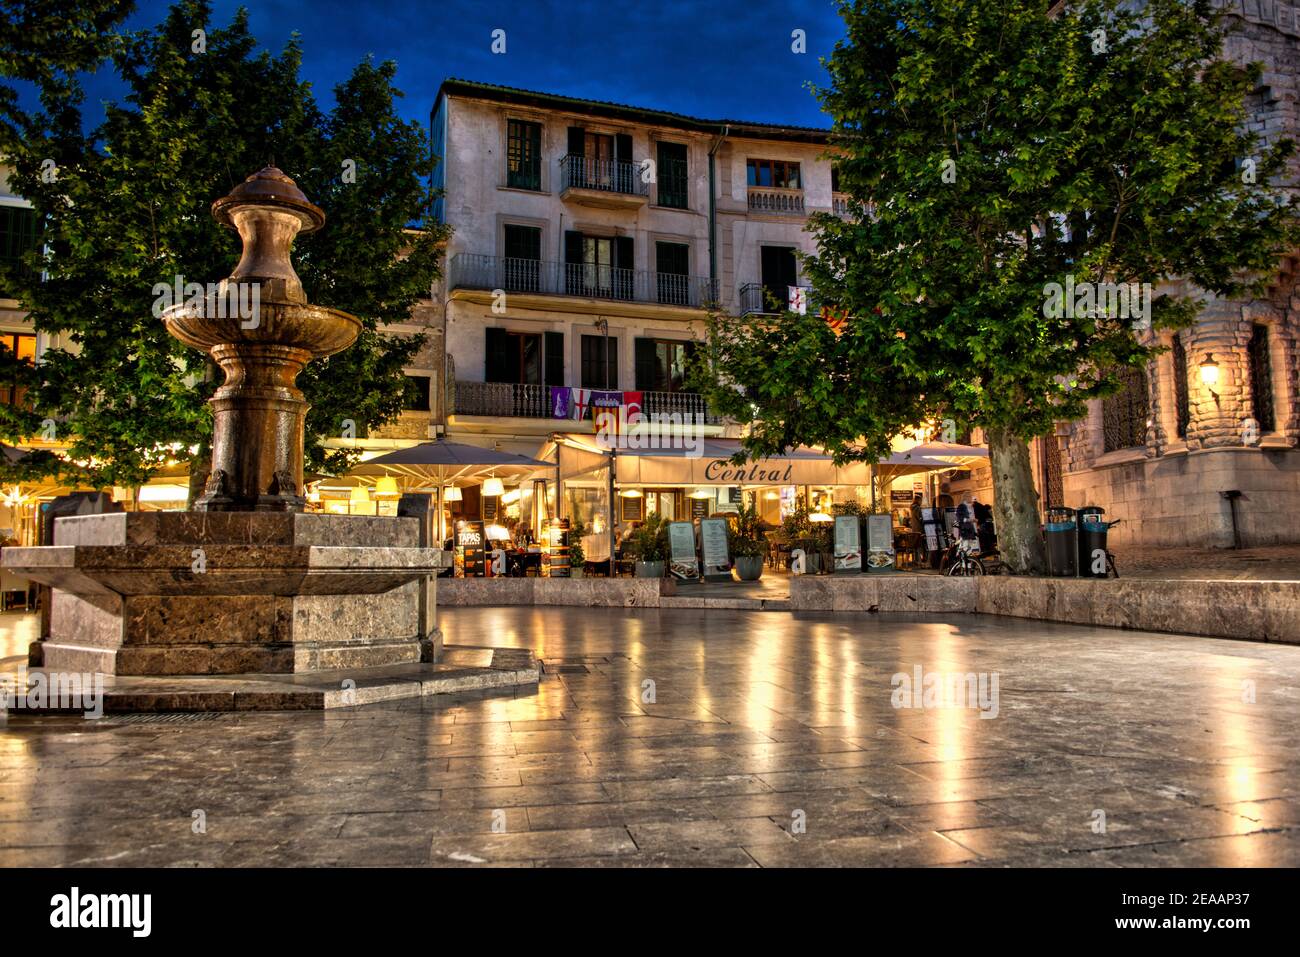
[805,553,823,574]
[635,560,665,579]
[570,566,584,579]
[734,556,764,581]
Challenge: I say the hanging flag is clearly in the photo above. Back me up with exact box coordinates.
[549,386,571,419]
[789,285,807,314]
[571,388,592,421]
[623,390,643,425]
[591,391,623,437]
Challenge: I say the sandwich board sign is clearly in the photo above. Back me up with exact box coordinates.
[833,514,862,573]
[700,517,732,582]
[667,521,700,581]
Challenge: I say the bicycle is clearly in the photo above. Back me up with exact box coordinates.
[944,536,1003,576]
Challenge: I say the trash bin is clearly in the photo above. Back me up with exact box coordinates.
[1045,506,1077,577]
[1077,505,1110,578]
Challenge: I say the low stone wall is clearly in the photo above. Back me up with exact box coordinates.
[438,577,663,607]
[789,574,1300,645]
[437,572,1300,645]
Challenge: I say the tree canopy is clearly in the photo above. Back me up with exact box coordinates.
[699,0,1299,571]
[0,0,445,488]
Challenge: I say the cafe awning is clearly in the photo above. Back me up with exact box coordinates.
[550,435,878,486]
[346,440,552,489]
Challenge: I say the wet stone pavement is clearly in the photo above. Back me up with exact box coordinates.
[1,606,1298,867]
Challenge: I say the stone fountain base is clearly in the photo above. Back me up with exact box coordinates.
[2,512,451,676]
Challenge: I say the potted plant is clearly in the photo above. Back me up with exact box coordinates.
[628,513,667,578]
[568,518,587,579]
[729,504,767,581]
[782,503,821,574]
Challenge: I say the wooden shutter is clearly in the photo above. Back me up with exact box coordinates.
[544,331,564,387]
[614,236,633,270]
[634,338,657,391]
[485,328,510,383]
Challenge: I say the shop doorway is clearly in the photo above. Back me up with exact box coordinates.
[642,488,681,521]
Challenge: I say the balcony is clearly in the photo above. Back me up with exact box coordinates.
[747,187,805,216]
[453,380,721,425]
[832,193,851,217]
[738,282,812,316]
[448,254,718,310]
[559,155,649,210]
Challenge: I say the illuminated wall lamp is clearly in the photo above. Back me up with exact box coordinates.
[1199,353,1221,405]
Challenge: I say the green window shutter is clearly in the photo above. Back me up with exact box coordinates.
[544,331,564,387]
[485,328,510,383]
[657,142,687,209]
[634,338,657,391]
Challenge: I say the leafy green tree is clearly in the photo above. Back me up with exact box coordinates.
[700,0,1298,573]
[0,0,445,495]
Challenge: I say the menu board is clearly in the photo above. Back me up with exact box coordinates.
[920,506,942,555]
[667,521,700,581]
[700,517,731,582]
[833,515,862,573]
[865,513,896,573]
[456,520,485,577]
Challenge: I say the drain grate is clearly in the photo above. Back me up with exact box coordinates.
[100,712,227,724]
[544,663,590,675]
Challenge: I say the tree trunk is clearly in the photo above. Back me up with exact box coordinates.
[987,427,1047,576]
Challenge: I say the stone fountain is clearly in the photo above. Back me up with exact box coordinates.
[1,169,537,708]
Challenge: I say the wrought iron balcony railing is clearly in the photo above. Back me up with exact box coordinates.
[453,380,721,425]
[560,155,648,197]
[738,281,813,316]
[448,253,718,309]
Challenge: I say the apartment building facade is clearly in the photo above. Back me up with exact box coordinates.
[427,79,840,456]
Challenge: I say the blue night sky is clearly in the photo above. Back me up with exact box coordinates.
[78,0,845,130]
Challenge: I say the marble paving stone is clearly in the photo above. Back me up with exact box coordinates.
[2,605,1299,867]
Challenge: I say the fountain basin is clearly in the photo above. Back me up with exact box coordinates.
[1,512,451,676]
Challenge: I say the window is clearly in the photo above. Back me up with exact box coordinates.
[657,142,688,209]
[403,375,432,412]
[564,231,633,299]
[1171,336,1189,439]
[0,206,39,298]
[485,329,563,386]
[0,331,36,406]
[506,119,542,191]
[831,165,841,193]
[1102,365,1149,453]
[502,224,542,292]
[635,338,692,393]
[1248,323,1275,433]
[581,334,618,389]
[746,158,801,189]
[655,242,690,305]
[566,127,634,192]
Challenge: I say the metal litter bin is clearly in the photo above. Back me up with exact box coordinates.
[1045,506,1077,577]
[1077,505,1110,579]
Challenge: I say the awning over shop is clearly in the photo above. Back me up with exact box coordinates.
[552,435,879,486]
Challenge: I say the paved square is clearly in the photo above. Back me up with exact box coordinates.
[2,607,1297,867]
